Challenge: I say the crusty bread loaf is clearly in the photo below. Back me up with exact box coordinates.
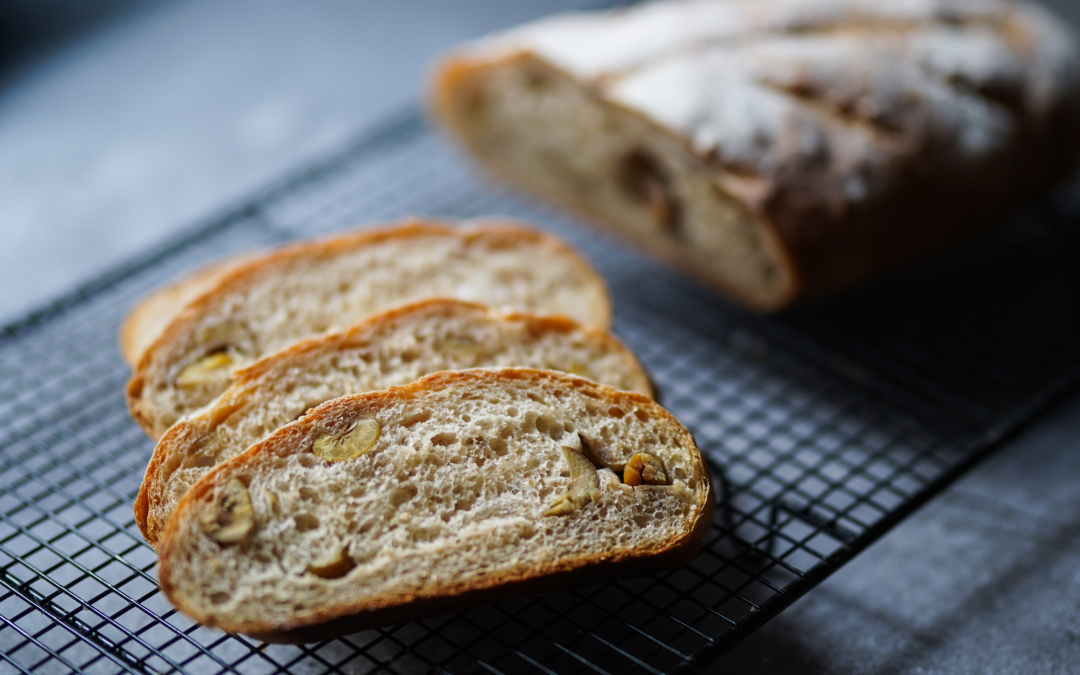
[120,256,253,368]
[431,0,1080,310]
[126,219,612,439]
[135,299,652,548]
[157,368,713,642]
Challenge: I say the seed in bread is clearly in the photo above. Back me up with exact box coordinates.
[431,0,1080,310]
[157,368,713,642]
[126,219,613,438]
[135,299,652,548]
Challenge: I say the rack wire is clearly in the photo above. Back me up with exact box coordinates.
[2,110,1080,675]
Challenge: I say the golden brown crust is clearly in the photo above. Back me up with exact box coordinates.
[232,299,635,387]
[157,368,713,641]
[125,218,613,439]
[118,256,254,368]
[134,298,652,547]
[133,419,206,545]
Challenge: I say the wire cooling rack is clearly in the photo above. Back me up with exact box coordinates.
[2,110,1080,675]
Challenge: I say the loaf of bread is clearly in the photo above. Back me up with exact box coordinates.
[432,0,1080,310]
[135,299,652,548]
[157,369,713,642]
[126,219,612,438]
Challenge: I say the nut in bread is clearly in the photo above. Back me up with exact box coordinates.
[312,416,381,462]
[197,478,255,545]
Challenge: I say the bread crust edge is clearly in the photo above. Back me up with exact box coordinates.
[119,256,256,369]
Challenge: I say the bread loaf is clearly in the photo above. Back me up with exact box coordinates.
[126,219,612,438]
[136,299,652,548]
[157,368,713,642]
[431,0,1080,310]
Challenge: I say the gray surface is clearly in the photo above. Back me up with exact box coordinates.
[0,0,590,326]
[720,390,1080,674]
[2,1,1080,674]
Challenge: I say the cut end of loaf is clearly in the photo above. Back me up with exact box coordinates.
[157,369,713,639]
[431,53,798,311]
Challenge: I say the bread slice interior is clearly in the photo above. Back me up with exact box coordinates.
[158,368,712,641]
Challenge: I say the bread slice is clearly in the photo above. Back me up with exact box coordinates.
[135,299,652,548]
[126,219,612,439]
[430,0,1080,309]
[157,368,713,642]
[120,256,253,368]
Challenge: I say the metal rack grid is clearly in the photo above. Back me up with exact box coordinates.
[2,110,1079,675]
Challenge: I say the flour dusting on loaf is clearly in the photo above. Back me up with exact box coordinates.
[432,0,1080,309]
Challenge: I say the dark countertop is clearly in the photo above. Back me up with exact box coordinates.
[2,2,1080,673]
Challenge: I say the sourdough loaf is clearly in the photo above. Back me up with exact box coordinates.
[431,0,1080,310]
[157,368,712,642]
[136,299,652,548]
[126,219,612,438]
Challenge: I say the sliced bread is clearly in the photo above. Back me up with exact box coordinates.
[157,368,713,642]
[126,219,612,438]
[120,256,253,368]
[136,299,652,548]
